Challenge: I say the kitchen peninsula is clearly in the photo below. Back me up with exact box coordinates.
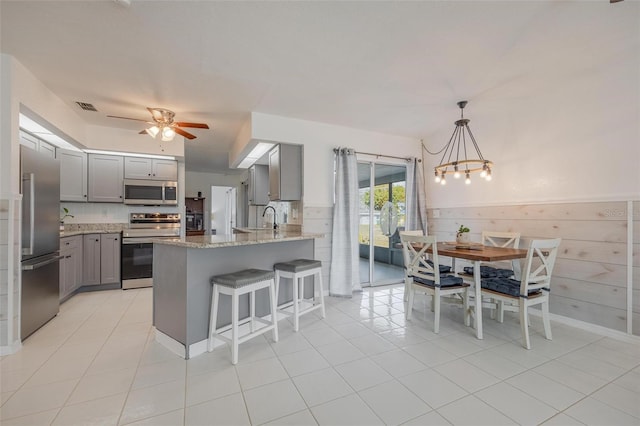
[152,230,323,359]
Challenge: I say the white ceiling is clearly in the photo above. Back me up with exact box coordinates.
[1,1,637,173]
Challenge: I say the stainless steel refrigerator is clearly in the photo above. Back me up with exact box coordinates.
[20,146,61,340]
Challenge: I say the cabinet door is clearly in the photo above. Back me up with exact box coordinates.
[249,164,269,205]
[59,251,69,300]
[152,160,178,180]
[100,233,121,284]
[73,240,83,292]
[88,154,124,202]
[19,131,38,150]
[83,234,101,285]
[268,146,281,201]
[58,149,88,202]
[124,157,153,179]
[37,141,56,158]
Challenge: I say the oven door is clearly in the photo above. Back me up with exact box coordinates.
[121,239,154,289]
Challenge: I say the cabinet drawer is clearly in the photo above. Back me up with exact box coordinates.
[60,235,81,251]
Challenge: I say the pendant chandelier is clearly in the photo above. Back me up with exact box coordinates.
[433,101,493,185]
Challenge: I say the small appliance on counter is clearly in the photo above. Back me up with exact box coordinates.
[121,213,181,289]
[20,146,61,340]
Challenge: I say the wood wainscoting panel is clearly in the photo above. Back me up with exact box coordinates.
[427,201,636,334]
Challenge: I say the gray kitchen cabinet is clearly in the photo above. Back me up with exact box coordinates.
[82,233,121,287]
[19,130,56,158]
[83,234,102,285]
[100,233,121,284]
[268,144,302,201]
[88,154,124,202]
[124,157,177,181]
[58,148,88,202]
[248,164,269,205]
[60,235,82,300]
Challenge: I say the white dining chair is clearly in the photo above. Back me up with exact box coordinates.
[480,238,561,349]
[400,233,469,333]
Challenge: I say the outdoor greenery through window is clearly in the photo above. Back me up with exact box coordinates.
[359,179,406,248]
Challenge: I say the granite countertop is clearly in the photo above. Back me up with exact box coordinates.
[154,230,324,249]
[60,230,121,237]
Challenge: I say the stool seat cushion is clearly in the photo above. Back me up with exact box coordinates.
[211,269,274,288]
[274,259,322,273]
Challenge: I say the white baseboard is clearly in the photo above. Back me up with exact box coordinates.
[154,328,186,359]
[528,309,640,344]
[0,341,22,356]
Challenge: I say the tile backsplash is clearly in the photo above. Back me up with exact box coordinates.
[60,202,180,224]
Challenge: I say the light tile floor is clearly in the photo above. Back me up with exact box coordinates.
[2,285,639,425]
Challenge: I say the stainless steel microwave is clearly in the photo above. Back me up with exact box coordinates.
[123,179,178,205]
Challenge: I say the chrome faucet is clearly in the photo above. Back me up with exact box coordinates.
[262,206,278,231]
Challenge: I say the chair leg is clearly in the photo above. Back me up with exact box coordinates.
[231,292,239,364]
[520,299,530,350]
[249,291,255,333]
[433,288,441,334]
[497,300,504,323]
[207,286,219,352]
[293,275,300,332]
[542,299,552,341]
[274,270,281,308]
[430,294,435,312]
[317,270,326,318]
[463,288,470,327]
[406,282,415,320]
[269,279,279,342]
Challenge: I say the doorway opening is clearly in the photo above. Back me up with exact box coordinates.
[358,161,406,287]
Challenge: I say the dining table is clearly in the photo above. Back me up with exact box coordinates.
[428,242,529,339]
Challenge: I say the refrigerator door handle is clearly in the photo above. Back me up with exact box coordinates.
[22,172,35,256]
[21,254,63,271]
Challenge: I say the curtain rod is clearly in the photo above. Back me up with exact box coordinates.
[333,148,421,162]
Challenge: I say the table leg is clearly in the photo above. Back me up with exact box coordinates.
[474,260,483,339]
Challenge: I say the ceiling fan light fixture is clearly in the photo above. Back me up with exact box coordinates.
[145,125,160,138]
[161,126,176,141]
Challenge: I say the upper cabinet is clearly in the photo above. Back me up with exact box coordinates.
[124,157,177,181]
[268,144,302,201]
[20,130,55,158]
[88,154,124,203]
[58,149,88,202]
[248,164,269,205]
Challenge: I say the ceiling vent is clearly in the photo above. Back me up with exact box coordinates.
[75,102,98,112]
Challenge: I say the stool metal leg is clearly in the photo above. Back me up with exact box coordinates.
[208,285,220,352]
[231,291,239,365]
[269,279,279,342]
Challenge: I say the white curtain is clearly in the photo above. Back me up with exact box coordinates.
[405,158,427,234]
[330,148,361,297]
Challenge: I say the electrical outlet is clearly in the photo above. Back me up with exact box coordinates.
[433,209,440,218]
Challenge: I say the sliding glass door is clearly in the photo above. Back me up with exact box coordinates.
[358,161,407,287]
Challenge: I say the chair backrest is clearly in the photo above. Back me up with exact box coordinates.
[482,231,522,279]
[399,233,439,285]
[520,238,561,295]
[482,231,521,249]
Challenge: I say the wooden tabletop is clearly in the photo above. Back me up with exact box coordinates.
[422,243,529,262]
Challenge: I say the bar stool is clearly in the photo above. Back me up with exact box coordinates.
[273,259,326,331]
[208,268,279,364]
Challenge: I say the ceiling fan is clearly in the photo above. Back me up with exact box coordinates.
[107,107,209,141]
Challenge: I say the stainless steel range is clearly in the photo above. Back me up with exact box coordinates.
[121,213,181,289]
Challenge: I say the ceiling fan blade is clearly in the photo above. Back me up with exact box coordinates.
[175,122,209,129]
[138,130,148,135]
[107,115,150,122]
[610,0,624,3]
[174,127,197,140]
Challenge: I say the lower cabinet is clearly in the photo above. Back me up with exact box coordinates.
[82,233,121,287]
[60,236,83,300]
